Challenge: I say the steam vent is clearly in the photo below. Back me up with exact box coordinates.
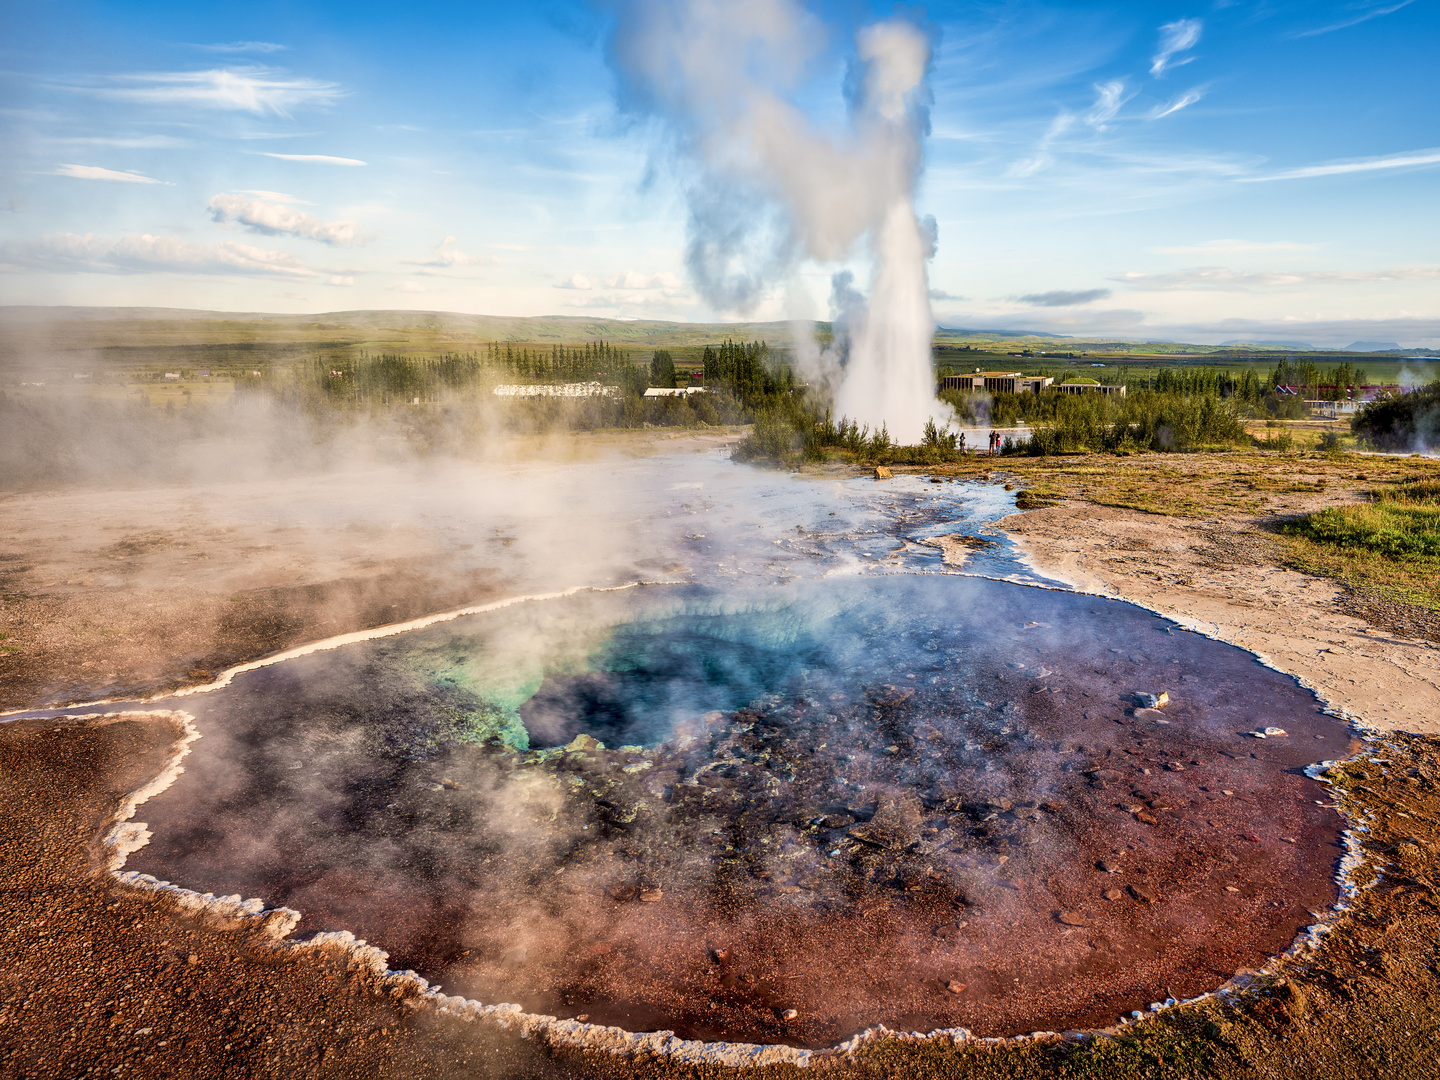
[129,573,1349,1049]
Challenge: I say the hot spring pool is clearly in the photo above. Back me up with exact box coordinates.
[123,574,1350,1046]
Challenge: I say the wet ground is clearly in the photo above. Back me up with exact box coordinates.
[122,574,1350,1047]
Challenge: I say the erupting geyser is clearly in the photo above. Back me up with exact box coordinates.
[611,0,948,441]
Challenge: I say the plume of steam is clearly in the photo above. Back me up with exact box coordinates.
[610,0,949,441]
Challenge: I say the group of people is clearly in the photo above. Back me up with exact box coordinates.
[954,431,1004,454]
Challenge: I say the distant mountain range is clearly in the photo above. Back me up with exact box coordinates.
[1345,341,1403,352]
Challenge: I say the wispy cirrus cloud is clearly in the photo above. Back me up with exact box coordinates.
[1292,0,1417,38]
[193,41,288,54]
[55,163,165,184]
[259,152,366,166]
[1009,82,1133,176]
[1151,88,1204,119]
[1151,18,1202,77]
[1114,265,1440,290]
[51,135,188,149]
[1085,81,1128,130]
[93,67,343,116]
[1016,288,1112,306]
[0,232,316,277]
[1243,147,1440,182]
[208,193,358,245]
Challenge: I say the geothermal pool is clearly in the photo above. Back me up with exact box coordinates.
[124,572,1349,1046]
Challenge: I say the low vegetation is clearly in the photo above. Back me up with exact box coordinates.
[1282,477,1440,611]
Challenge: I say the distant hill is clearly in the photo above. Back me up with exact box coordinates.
[1219,338,1318,349]
[0,306,820,364]
[1345,341,1403,352]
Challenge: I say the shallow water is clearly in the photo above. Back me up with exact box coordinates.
[125,572,1349,1045]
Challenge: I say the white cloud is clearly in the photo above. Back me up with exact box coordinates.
[195,41,288,53]
[1085,81,1127,129]
[1294,0,1417,38]
[326,275,354,286]
[1008,113,1076,178]
[56,163,165,184]
[239,189,309,204]
[603,269,684,290]
[1243,148,1440,182]
[259,152,366,166]
[556,274,593,290]
[1115,265,1440,291]
[403,236,486,268]
[53,135,188,149]
[98,67,343,115]
[1151,89,1204,119]
[391,280,427,293]
[1149,239,1317,255]
[0,232,315,277]
[208,193,357,245]
[1151,18,1202,77]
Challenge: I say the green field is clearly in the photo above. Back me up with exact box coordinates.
[3,307,1434,391]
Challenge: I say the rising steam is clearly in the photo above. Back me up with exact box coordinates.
[610,0,948,441]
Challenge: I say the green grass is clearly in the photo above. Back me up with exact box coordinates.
[1281,478,1440,610]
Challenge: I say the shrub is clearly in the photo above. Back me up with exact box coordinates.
[1352,381,1440,451]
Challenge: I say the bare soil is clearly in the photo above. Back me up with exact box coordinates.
[3,444,1440,1078]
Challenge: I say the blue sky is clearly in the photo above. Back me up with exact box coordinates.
[2,0,1437,346]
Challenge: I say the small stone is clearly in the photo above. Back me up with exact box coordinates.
[1135,810,1159,826]
[1222,790,1234,796]
[639,889,663,902]
[1097,860,1119,874]
[1164,762,1185,772]
[946,980,966,995]
[566,733,605,752]
[608,884,639,902]
[713,948,733,964]
[781,1008,799,1020]
[1040,801,1064,813]
[1057,910,1090,927]
[1129,883,1160,904]
[575,1014,590,1023]
[874,466,893,479]
[1103,888,1123,901]
[187,954,199,965]
[1225,886,1240,893]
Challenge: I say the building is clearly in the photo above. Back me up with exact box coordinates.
[643,386,708,397]
[940,371,1053,394]
[1057,382,1126,397]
